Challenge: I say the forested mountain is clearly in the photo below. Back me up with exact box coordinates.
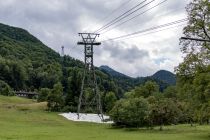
[99,65,176,91]
[151,70,176,85]
[99,65,135,92]
[0,23,84,91]
[99,65,131,78]
[0,23,60,64]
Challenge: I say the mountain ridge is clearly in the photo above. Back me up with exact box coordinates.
[99,65,132,78]
[99,65,176,85]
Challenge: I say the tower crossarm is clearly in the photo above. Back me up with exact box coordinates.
[77,42,101,45]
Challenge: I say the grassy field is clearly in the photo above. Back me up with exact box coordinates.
[0,95,209,140]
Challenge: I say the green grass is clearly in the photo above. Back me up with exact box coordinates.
[0,95,209,140]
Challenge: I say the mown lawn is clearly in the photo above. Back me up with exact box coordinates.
[0,95,209,140]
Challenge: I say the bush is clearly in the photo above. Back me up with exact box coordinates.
[38,88,51,102]
[148,98,181,130]
[109,97,149,127]
[104,92,117,112]
[61,105,77,112]
[0,80,14,96]
[47,83,64,112]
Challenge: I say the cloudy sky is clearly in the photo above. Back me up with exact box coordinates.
[0,0,190,77]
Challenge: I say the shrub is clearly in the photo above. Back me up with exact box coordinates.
[38,88,51,102]
[0,80,14,96]
[109,97,149,127]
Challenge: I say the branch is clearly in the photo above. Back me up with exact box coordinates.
[203,26,210,40]
[181,37,210,42]
[202,14,210,40]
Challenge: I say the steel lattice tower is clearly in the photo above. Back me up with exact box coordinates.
[61,46,65,56]
[77,33,103,120]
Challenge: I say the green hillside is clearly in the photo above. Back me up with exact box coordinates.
[0,23,60,65]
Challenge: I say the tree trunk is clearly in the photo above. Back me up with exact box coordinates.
[190,120,193,127]
[159,118,163,131]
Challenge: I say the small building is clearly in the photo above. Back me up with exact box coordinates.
[15,91,38,99]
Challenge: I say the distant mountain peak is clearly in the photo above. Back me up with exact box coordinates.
[99,65,131,78]
[154,70,174,73]
[100,65,114,72]
[152,70,176,85]
[99,65,176,86]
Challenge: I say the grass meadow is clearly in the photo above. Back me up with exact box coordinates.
[0,95,209,140]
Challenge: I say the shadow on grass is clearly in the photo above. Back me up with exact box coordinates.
[107,125,156,133]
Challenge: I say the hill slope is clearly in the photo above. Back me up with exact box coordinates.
[99,65,131,78]
[0,23,87,88]
[0,23,61,65]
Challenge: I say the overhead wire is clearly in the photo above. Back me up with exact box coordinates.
[98,0,134,24]
[94,0,149,33]
[86,0,134,32]
[129,6,186,30]
[120,23,187,41]
[96,0,156,33]
[100,0,168,34]
[101,18,188,42]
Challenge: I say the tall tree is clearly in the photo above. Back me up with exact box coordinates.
[47,83,64,111]
[176,0,210,78]
[104,92,117,112]
[134,81,159,98]
[109,97,149,127]
[176,0,210,124]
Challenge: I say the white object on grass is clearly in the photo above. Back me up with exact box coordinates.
[60,112,113,124]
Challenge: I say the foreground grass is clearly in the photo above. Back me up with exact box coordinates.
[0,95,209,140]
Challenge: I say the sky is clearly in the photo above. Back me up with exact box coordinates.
[0,0,190,77]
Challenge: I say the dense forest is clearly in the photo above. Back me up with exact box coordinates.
[0,0,209,129]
